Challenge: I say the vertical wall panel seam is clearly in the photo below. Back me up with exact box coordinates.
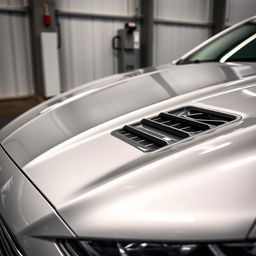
[9,13,19,95]
[24,15,34,95]
[92,19,96,80]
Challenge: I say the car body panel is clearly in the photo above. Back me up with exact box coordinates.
[1,62,256,168]
[0,146,74,255]
[1,77,254,242]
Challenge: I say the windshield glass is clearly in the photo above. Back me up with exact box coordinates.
[179,21,256,64]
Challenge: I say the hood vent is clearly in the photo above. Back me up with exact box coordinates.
[112,106,237,152]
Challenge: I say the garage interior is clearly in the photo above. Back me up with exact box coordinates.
[0,0,255,129]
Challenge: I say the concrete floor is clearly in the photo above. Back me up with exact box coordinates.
[0,97,43,129]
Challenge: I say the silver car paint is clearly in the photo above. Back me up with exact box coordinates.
[0,17,256,255]
[3,61,256,145]
[11,77,254,242]
[0,147,75,255]
[1,62,256,167]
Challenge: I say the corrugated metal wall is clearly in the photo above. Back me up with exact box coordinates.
[0,0,33,99]
[58,19,129,91]
[153,0,213,65]
[226,0,256,26]
[58,0,214,89]
[56,0,138,90]
[0,0,26,6]
[153,25,211,65]
[57,0,137,14]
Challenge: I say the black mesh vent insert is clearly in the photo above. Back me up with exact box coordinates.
[112,106,237,152]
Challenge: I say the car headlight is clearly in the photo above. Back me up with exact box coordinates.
[59,239,256,255]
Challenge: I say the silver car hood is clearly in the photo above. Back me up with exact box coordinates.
[1,63,256,241]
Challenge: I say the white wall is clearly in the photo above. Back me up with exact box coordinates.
[0,0,33,99]
[154,25,211,65]
[153,0,213,65]
[226,0,256,25]
[58,18,130,90]
[56,0,138,90]
[57,0,214,89]
[154,0,213,22]
[56,0,137,15]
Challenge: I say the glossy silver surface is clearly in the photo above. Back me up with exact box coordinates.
[0,16,256,255]
[0,147,74,255]
[1,62,256,167]
[17,78,256,242]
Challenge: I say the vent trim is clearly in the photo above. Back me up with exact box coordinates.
[112,106,239,152]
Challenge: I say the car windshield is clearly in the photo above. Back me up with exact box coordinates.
[179,20,256,64]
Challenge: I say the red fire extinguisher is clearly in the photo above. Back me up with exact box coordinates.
[43,2,51,26]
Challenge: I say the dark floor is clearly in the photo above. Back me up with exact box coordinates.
[0,97,43,129]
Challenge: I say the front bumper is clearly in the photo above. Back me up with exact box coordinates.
[0,146,74,256]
